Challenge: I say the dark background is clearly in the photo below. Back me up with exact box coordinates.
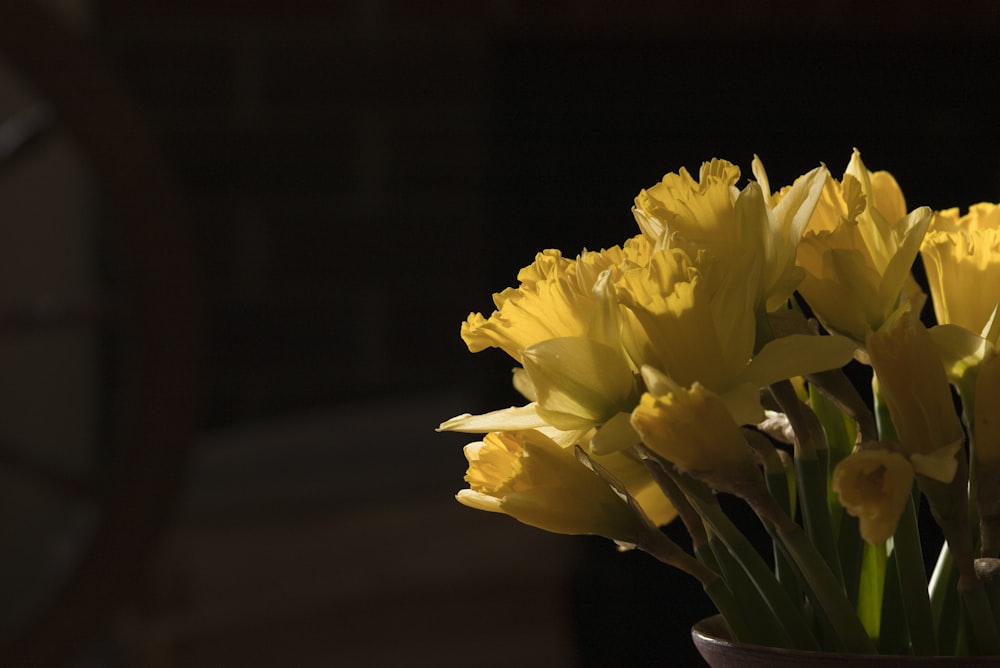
[0,1,998,666]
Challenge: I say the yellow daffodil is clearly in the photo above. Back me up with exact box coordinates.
[457,430,648,541]
[630,381,753,474]
[450,268,641,443]
[633,157,827,312]
[832,448,914,544]
[866,310,965,482]
[796,149,931,342]
[461,238,652,362]
[916,203,1000,468]
[921,203,1000,337]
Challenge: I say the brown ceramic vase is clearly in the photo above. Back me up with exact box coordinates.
[692,615,1000,667]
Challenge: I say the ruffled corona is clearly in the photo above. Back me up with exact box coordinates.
[921,203,1000,338]
[461,239,653,362]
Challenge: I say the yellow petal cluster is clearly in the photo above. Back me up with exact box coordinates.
[796,150,930,342]
[832,448,914,544]
[457,430,646,541]
[921,203,1000,337]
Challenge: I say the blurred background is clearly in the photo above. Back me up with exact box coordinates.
[0,0,997,666]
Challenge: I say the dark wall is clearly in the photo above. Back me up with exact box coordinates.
[82,3,1000,666]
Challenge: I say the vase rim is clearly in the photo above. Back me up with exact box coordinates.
[692,614,1000,665]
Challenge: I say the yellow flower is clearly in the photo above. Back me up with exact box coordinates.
[796,149,931,342]
[633,157,827,311]
[866,310,965,482]
[918,204,1000,467]
[630,381,753,474]
[921,203,1000,337]
[461,238,652,362]
[457,430,645,541]
[833,448,914,544]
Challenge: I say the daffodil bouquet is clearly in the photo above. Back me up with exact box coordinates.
[439,150,1000,657]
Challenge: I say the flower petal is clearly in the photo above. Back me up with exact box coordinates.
[438,404,547,433]
[927,323,992,384]
[739,333,858,388]
[523,337,637,430]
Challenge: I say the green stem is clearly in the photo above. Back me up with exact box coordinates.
[838,512,864,609]
[930,541,959,650]
[702,576,756,645]
[772,522,876,653]
[807,383,865,610]
[892,491,937,655]
[673,475,821,651]
[745,429,802,604]
[879,548,910,654]
[771,380,845,588]
[706,533,787,647]
[640,526,762,647]
[807,369,878,445]
[749,488,876,654]
[856,539,886,643]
